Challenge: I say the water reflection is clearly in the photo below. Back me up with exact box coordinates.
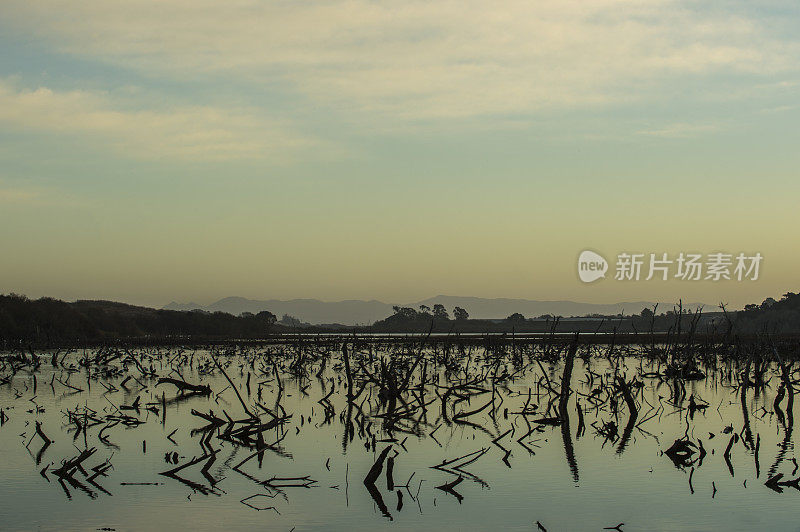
[1,341,799,530]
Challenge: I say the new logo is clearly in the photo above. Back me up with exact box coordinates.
[578,250,608,283]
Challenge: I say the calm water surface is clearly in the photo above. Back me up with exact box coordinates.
[0,346,796,531]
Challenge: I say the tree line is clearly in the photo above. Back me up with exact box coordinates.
[2,290,798,347]
[0,294,277,348]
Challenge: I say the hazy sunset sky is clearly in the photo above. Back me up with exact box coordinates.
[1,1,798,308]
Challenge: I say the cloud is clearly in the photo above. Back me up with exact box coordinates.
[637,122,721,138]
[761,104,798,113]
[0,80,317,161]
[0,180,82,206]
[2,0,797,121]
[0,186,40,204]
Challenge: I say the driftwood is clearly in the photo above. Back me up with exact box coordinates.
[435,476,464,502]
[364,446,392,486]
[156,377,211,396]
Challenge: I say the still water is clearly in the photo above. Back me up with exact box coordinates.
[0,345,796,531]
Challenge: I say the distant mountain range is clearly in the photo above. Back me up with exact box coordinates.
[163,296,708,325]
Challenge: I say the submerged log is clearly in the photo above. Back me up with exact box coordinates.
[156,377,211,396]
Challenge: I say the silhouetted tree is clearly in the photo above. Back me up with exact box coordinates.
[506,312,526,323]
[453,306,469,321]
[280,314,303,327]
[762,297,777,309]
[257,310,277,325]
[390,306,419,320]
[432,304,449,320]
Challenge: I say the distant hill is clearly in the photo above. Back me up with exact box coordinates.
[163,301,203,312]
[164,295,708,325]
[0,294,280,346]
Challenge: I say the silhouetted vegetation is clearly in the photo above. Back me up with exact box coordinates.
[0,294,277,347]
[2,290,800,347]
[371,303,727,334]
[736,291,800,333]
[505,312,526,324]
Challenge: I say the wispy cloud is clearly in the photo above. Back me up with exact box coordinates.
[0,80,318,161]
[760,104,798,113]
[0,180,81,206]
[0,186,40,204]
[2,1,797,122]
[637,122,721,138]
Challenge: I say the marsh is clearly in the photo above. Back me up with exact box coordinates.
[0,338,797,531]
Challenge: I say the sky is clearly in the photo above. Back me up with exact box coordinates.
[0,0,798,309]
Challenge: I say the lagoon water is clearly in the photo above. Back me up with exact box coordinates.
[0,346,796,531]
